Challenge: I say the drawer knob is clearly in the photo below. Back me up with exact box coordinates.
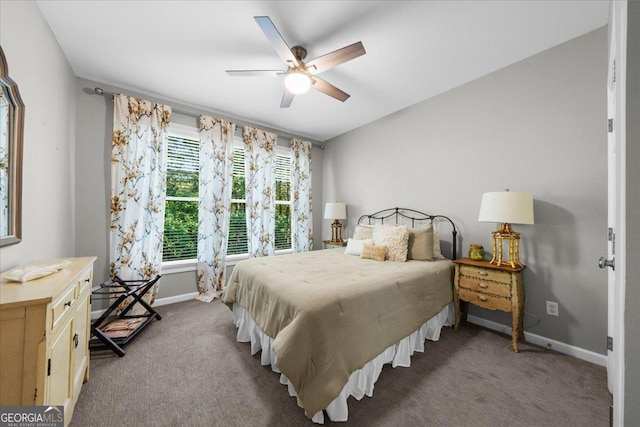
[478,283,489,289]
[478,271,489,276]
[64,301,72,308]
[478,295,488,302]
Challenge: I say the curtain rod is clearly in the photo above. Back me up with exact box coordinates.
[91,87,325,149]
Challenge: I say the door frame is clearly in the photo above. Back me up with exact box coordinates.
[607,1,627,425]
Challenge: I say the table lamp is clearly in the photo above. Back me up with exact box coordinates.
[478,190,534,268]
[324,202,347,243]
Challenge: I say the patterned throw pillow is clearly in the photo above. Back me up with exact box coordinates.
[373,224,409,262]
[407,223,434,261]
[361,243,386,262]
[353,224,374,240]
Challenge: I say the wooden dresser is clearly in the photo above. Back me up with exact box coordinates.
[0,257,95,426]
[453,258,525,352]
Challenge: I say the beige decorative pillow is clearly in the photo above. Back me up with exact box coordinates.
[433,228,443,259]
[373,224,409,262]
[353,225,374,240]
[408,223,434,261]
[361,243,386,262]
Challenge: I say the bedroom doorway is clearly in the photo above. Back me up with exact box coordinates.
[604,1,626,425]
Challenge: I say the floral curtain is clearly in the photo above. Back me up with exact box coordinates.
[110,94,171,306]
[196,115,236,302]
[243,126,277,258]
[290,138,313,252]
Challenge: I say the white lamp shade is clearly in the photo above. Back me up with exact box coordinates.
[324,202,347,220]
[478,191,534,225]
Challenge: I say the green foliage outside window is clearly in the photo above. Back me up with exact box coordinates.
[163,168,198,261]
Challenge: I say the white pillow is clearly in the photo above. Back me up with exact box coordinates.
[345,238,374,256]
[373,224,409,262]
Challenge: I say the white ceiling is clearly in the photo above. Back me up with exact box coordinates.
[37,1,609,142]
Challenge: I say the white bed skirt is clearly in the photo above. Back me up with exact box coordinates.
[231,302,454,424]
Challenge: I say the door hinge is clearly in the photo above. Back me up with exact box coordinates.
[608,227,616,255]
[34,388,38,402]
[612,59,616,83]
[608,118,614,133]
[47,358,51,376]
[607,336,613,351]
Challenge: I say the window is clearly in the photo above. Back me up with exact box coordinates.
[228,147,247,255]
[274,152,292,251]
[163,126,199,262]
[162,125,292,264]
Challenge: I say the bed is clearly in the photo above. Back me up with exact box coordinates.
[221,208,458,423]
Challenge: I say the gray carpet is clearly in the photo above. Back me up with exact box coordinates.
[71,299,611,426]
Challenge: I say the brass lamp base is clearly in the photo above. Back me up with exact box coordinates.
[330,219,344,243]
[489,223,523,268]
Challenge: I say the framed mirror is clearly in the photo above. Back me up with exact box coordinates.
[0,46,24,247]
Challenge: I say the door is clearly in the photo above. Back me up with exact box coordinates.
[72,291,90,399]
[48,317,74,412]
[604,1,627,425]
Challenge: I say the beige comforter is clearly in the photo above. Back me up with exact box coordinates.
[222,248,453,417]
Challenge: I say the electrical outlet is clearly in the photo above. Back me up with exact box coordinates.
[546,301,559,316]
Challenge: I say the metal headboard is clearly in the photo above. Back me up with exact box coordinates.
[357,207,458,260]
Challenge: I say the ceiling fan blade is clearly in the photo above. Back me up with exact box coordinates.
[280,88,295,108]
[310,76,350,102]
[254,16,301,68]
[226,70,285,77]
[306,42,366,74]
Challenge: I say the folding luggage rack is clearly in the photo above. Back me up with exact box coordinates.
[89,275,161,357]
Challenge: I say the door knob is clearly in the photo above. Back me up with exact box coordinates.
[598,256,615,270]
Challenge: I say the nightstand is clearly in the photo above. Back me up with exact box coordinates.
[323,240,347,249]
[453,258,525,352]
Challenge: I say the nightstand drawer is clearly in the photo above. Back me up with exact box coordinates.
[458,287,512,312]
[459,276,511,298]
[459,265,511,284]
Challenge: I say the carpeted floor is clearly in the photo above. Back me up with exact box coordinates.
[71,299,611,426]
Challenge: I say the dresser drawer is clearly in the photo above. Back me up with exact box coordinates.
[458,287,512,312]
[459,276,511,298]
[76,268,93,297]
[51,285,76,330]
[459,265,512,284]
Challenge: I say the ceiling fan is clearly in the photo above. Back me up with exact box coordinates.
[226,16,366,108]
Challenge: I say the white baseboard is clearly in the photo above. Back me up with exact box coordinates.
[91,292,199,319]
[467,314,607,367]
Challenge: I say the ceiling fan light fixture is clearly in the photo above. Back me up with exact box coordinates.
[285,71,311,94]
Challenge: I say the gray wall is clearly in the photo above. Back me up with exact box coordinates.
[322,29,608,354]
[74,78,324,309]
[0,1,77,270]
[625,0,639,423]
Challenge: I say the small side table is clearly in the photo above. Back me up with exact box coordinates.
[453,258,525,352]
[323,240,347,249]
